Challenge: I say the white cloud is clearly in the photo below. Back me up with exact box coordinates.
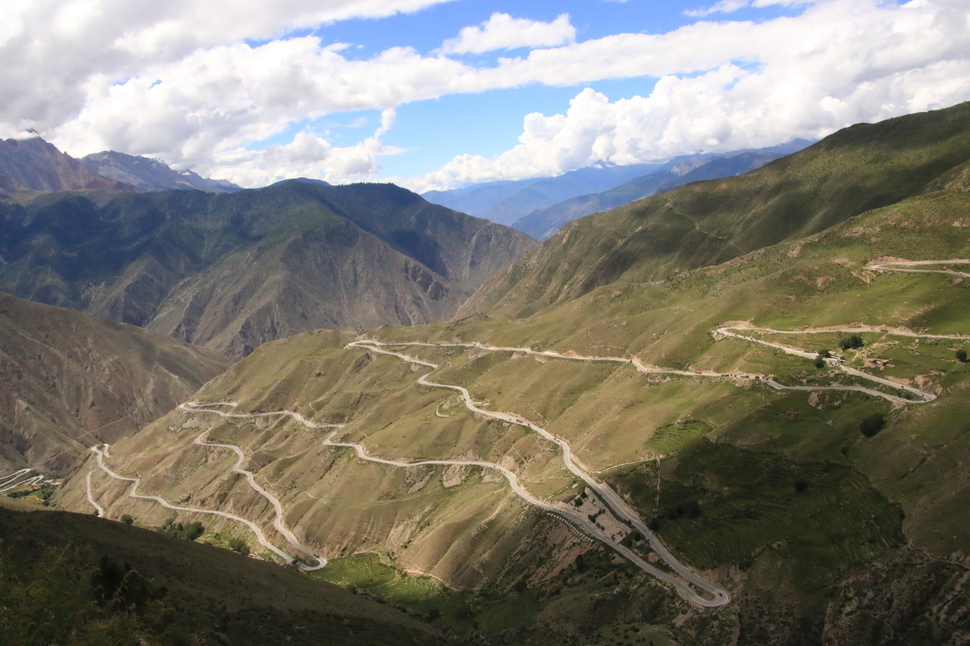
[440,13,576,54]
[686,0,816,16]
[3,0,970,189]
[685,0,752,17]
[0,0,455,137]
[206,108,401,187]
[408,0,970,191]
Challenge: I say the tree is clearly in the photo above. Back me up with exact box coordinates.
[957,348,968,363]
[839,335,864,350]
[120,515,133,526]
[860,413,886,437]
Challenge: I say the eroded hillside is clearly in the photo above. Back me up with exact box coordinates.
[0,292,229,473]
[0,180,535,357]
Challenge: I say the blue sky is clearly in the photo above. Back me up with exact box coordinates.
[2,0,969,190]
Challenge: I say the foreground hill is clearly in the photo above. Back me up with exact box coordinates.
[0,292,229,473]
[55,103,970,644]
[0,498,446,645]
[464,101,970,319]
[0,180,535,357]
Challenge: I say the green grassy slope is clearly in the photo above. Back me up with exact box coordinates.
[463,101,970,319]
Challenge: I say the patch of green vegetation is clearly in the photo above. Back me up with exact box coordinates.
[227,538,250,555]
[609,440,906,591]
[6,484,55,505]
[582,622,695,646]
[646,420,713,455]
[860,413,887,437]
[159,518,205,542]
[316,553,442,605]
[0,545,164,645]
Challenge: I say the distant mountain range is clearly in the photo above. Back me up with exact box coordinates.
[513,144,810,240]
[0,136,240,193]
[423,142,811,239]
[423,162,662,226]
[81,150,241,193]
[0,137,131,192]
[0,179,534,357]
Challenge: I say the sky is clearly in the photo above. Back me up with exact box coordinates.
[1,0,969,192]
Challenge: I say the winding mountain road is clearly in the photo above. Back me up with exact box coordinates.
[346,340,730,607]
[869,259,970,279]
[82,258,966,609]
[0,468,38,494]
[88,424,328,571]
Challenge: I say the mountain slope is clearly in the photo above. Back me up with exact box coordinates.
[0,499,446,645]
[0,292,229,473]
[53,104,970,644]
[82,150,241,193]
[462,101,970,319]
[0,180,536,357]
[0,137,130,192]
[512,148,796,241]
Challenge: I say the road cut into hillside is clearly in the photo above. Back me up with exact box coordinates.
[81,258,967,611]
[346,340,731,607]
[0,468,40,494]
[868,259,970,279]
[88,422,328,571]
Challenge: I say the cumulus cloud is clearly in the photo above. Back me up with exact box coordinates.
[408,0,970,191]
[208,108,401,187]
[0,0,455,137]
[440,13,576,54]
[3,0,970,188]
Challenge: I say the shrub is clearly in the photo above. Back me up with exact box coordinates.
[228,538,250,556]
[839,335,864,350]
[860,413,886,437]
[957,348,968,362]
[162,521,204,541]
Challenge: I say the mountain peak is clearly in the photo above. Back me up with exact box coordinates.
[0,136,130,192]
[81,150,241,193]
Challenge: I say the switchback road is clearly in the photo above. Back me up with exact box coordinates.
[346,340,730,607]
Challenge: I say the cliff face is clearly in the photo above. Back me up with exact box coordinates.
[0,180,536,357]
[0,291,230,473]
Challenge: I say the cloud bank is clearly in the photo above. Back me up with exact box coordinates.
[2,0,969,189]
